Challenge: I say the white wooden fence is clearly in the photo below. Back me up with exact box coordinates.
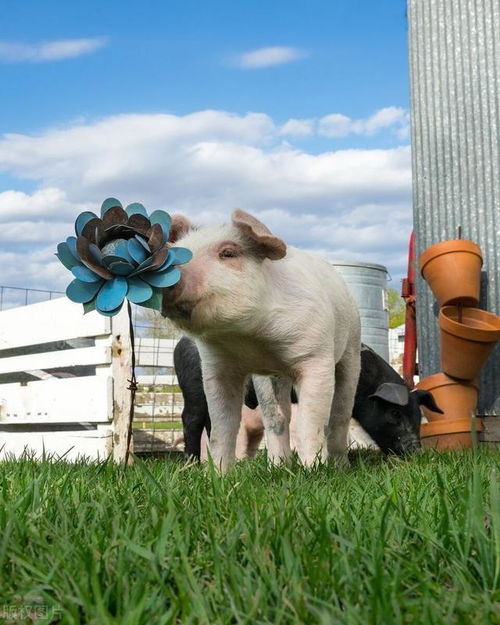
[0,297,182,461]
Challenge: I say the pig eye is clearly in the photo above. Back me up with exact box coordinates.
[219,248,238,259]
[390,409,401,421]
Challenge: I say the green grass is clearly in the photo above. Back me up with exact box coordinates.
[133,421,183,431]
[0,449,498,624]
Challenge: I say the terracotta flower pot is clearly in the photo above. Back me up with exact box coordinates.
[439,306,500,380]
[416,373,478,422]
[420,417,483,450]
[419,239,482,306]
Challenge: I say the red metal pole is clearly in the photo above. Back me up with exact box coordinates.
[402,230,417,388]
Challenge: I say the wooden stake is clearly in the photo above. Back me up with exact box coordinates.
[111,303,134,465]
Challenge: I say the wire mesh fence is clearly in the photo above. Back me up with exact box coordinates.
[131,306,184,453]
[0,285,64,311]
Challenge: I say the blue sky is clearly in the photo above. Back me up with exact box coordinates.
[0,0,412,293]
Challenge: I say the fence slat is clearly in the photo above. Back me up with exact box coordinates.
[0,298,110,350]
[0,426,113,461]
[0,376,112,424]
[0,346,111,376]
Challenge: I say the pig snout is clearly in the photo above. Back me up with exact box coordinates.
[163,280,183,302]
[388,434,421,456]
[162,253,210,323]
[161,272,197,320]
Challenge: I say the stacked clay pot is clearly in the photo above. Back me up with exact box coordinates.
[417,239,500,449]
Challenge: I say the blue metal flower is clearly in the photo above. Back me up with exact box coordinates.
[56,198,192,316]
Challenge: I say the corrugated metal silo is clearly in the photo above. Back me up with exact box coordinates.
[408,0,500,412]
[332,261,389,362]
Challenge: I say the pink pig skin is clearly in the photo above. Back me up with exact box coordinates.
[162,210,361,471]
[199,406,265,461]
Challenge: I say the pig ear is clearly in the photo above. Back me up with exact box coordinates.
[169,214,193,243]
[232,209,287,260]
[412,389,444,414]
[369,382,409,406]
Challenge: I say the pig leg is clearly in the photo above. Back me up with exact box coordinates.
[237,406,265,459]
[294,360,336,466]
[246,426,265,458]
[235,420,249,460]
[181,404,209,460]
[253,375,292,464]
[326,347,361,466]
[201,363,246,472]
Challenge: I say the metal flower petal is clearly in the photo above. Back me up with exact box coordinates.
[141,267,181,288]
[169,247,193,265]
[71,265,103,283]
[102,254,126,268]
[56,242,80,270]
[147,224,165,253]
[97,302,124,317]
[66,236,79,259]
[149,210,171,229]
[125,202,148,218]
[107,261,136,276]
[148,246,169,271]
[101,197,123,217]
[96,277,128,312]
[77,237,113,280]
[102,205,128,228]
[81,218,105,245]
[156,252,175,273]
[101,238,133,262]
[127,238,148,264]
[75,211,98,237]
[88,243,103,264]
[127,214,151,236]
[138,288,163,311]
[135,234,151,252]
[129,256,154,277]
[113,240,134,262]
[149,210,171,244]
[126,277,153,303]
[66,279,102,304]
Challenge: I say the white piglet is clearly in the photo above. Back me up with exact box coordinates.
[162,210,361,471]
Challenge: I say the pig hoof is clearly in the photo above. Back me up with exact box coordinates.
[330,453,350,470]
[266,452,292,466]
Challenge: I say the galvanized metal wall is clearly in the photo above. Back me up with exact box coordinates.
[408,0,500,411]
[332,261,389,362]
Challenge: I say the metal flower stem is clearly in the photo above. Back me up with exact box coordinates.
[125,300,137,464]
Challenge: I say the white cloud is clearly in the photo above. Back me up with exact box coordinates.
[318,106,409,138]
[318,113,358,137]
[0,109,412,293]
[0,220,70,243]
[0,188,91,222]
[279,118,314,136]
[0,38,107,63]
[232,46,307,69]
[277,107,410,140]
[363,107,408,133]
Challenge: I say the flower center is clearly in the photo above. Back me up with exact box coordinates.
[101,238,129,255]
